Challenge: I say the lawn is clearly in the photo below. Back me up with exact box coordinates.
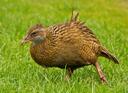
[0,0,128,93]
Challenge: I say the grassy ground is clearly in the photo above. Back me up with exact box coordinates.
[0,0,128,93]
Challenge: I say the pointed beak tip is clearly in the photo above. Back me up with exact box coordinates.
[20,40,25,46]
[20,35,30,46]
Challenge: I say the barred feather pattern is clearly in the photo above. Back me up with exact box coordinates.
[30,19,118,68]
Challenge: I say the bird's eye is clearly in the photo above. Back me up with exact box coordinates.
[31,32,37,36]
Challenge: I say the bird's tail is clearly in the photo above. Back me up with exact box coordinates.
[100,47,119,64]
[70,11,79,22]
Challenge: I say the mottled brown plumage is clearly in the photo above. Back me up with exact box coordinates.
[21,12,119,83]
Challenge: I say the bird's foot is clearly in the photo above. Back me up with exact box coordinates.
[100,76,107,84]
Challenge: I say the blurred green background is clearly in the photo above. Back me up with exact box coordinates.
[0,0,128,93]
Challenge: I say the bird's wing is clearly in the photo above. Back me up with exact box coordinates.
[70,11,100,44]
[70,20,100,44]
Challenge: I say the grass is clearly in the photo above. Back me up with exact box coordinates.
[0,0,128,93]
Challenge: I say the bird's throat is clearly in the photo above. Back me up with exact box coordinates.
[32,36,44,46]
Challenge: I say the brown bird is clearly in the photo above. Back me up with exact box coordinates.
[21,12,119,83]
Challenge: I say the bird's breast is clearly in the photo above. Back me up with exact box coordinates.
[30,43,54,66]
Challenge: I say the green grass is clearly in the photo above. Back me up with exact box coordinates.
[0,0,128,93]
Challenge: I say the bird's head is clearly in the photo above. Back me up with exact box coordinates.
[21,24,47,46]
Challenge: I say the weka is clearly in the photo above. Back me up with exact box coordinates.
[21,12,119,83]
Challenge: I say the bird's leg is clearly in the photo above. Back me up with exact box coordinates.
[94,62,107,83]
[64,67,74,81]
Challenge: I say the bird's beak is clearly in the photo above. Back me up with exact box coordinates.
[20,35,30,46]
